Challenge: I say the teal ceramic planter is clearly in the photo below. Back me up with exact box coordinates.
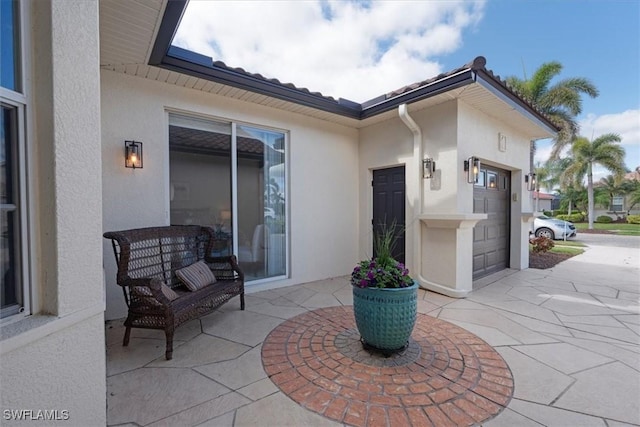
[352,282,418,351]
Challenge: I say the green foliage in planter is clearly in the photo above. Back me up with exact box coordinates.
[530,236,555,253]
[595,215,613,223]
[627,215,640,224]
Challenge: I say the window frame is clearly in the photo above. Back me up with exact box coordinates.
[1,0,33,321]
[611,195,624,212]
[166,110,290,285]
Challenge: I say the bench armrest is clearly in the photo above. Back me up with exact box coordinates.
[205,255,245,282]
[121,277,173,308]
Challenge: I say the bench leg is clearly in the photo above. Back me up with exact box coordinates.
[240,293,245,310]
[123,326,131,347]
[165,327,174,360]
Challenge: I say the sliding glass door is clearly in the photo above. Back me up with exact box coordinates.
[169,113,287,282]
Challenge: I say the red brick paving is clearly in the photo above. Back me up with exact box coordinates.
[262,306,513,427]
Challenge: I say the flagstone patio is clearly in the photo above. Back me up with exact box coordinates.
[106,241,639,426]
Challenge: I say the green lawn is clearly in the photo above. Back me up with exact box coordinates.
[552,240,586,247]
[549,246,584,256]
[574,222,640,236]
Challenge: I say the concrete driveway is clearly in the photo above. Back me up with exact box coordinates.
[106,235,640,426]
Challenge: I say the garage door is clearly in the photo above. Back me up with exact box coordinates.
[473,166,510,279]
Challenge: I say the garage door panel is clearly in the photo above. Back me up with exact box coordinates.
[473,165,510,280]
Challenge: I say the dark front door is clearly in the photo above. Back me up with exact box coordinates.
[473,165,511,279]
[372,166,406,263]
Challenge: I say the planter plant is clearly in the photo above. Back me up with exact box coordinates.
[351,223,418,354]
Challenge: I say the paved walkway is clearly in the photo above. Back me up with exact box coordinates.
[106,239,640,426]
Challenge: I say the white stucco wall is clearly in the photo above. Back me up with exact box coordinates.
[0,1,106,425]
[101,71,360,319]
[358,95,538,297]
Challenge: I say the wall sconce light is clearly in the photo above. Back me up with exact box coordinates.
[525,172,536,191]
[125,141,143,169]
[422,158,436,179]
[464,156,480,184]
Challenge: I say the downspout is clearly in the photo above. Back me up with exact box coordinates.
[398,104,426,288]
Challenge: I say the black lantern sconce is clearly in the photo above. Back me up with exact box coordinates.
[422,158,436,179]
[464,156,480,184]
[525,172,536,191]
[125,141,143,169]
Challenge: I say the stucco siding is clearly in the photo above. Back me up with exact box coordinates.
[0,1,106,424]
[0,314,106,426]
[101,70,360,319]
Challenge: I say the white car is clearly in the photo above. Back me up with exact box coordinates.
[533,215,577,240]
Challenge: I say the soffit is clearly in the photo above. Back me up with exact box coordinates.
[99,0,166,66]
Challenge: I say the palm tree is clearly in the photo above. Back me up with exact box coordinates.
[562,133,626,229]
[506,61,599,169]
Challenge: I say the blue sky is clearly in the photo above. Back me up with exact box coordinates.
[174,0,639,180]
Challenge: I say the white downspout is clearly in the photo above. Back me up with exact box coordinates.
[398,104,427,288]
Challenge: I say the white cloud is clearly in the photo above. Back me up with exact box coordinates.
[173,0,485,102]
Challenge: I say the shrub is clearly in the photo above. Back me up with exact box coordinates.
[556,213,584,222]
[595,215,613,223]
[627,215,640,224]
[542,210,553,217]
[530,236,555,253]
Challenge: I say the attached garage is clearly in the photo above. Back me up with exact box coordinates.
[473,165,511,279]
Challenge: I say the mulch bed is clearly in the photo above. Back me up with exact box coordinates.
[529,251,575,269]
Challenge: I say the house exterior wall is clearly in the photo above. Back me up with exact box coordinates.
[0,1,106,424]
[358,98,535,297]
[101,70,360,319]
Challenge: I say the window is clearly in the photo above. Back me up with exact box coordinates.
[611,196,624,212]
[168,113,288,282]
[1,0,29,319]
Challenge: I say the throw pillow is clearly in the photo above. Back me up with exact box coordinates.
[176,260,217,291]
[132,283,179,303]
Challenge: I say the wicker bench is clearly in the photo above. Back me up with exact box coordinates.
[104,225,245,360]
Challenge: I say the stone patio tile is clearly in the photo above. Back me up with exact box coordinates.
[107,337,180,376]
[496,347,574,404]
[147,334,251,368]
[421,290,457,306]
[416,298,440,314]
[574,283,620,299]
[507,398,606,426]
[563,322,640,345]
[245,300,308,320]
[300,292,343,308]
[593,295,640,314]
[557,313,629,327]
[274,286,317,305]
[202,310,285,347]
[107,368,231,426]
[106,318,202,345]
[439,308,558,345]
[301,277,350,293]
[615,314,640,325]
[234,393,339,427]
[513,342,613,375]
[506,286,553,305]
[236,378,279,401]
[618,291,640,302]
[332,287,353,306]
[517,276,578,291]
[549,335,640,371]
[195,346,267,390]
[445,299,491,310]
[483,408,543,426]
[605,420,640,427]
[554,362,640,425]
[540,295,630,316]
[147,392,251,427]
[483,300,562,324]
[247,289,282,301]
[196,411,235,427]
[445,320,521,346]
[613,343,640,354]
[497,311,573,337]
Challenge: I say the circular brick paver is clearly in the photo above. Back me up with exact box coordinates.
[262,306,513,427]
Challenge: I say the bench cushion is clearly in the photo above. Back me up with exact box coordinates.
[176,260,217,291]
